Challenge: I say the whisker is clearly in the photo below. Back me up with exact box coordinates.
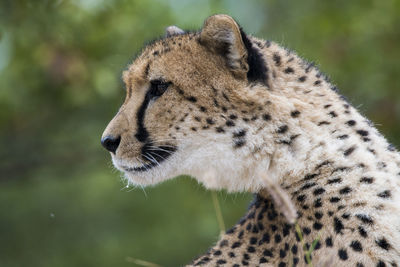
[144,153,161,167]
[146,147,174,155]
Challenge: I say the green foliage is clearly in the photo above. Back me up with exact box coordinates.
[0,1,399,266]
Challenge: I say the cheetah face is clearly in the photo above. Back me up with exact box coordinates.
[101,15,271,191]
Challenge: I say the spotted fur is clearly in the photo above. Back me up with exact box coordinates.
[102,15,400,266]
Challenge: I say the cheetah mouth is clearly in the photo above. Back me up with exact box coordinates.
[122,143,177,172]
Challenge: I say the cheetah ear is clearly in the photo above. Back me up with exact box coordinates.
[165,26,185,37]
[200,14,248,77]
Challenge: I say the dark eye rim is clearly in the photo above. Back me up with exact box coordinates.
[149,79,171,99]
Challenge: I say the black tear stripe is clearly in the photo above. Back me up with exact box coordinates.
[131,87,178,172]
[240,28,269,86]
[134,91,151,142]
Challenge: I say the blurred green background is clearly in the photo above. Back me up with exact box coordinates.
[1,0,399,266]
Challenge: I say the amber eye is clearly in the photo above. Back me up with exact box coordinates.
[149,80,171,99]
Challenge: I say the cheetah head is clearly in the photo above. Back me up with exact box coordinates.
[102,15,279,192]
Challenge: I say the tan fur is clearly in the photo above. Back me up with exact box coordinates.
[102,15,400,266]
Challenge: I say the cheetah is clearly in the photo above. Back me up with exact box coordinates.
[101,14,400,266]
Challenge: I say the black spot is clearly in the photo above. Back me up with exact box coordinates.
[226,120,235,127]
[275,234,282,243]
[338,248,348,260]
[262,113,271,121]
[186,96,197,102]
[313,187,325,195]
[291,110,301,118]
[376,238,391,250]
[318,121,331,126]
[300,182,317,191]
[314,80,321,86]
[337,134,349,140]
[297,194,306,202]
[216,259,226,265]
[314,211,323,220]
[314,198,323,208]
[229,114,237,120]
[357,263,365,267]
[279,249,286,258]
[350,240,363,252]
[327,178,342,185]
[334,217,344,234]
[329,111,337,117]
[240,29,269,85]
[259,258,268,263]
[191,127,197,132]
[277,125,288,134]
[291,245,298,255]
[238,230,244,238]
[213,250,222,256]
[356,214,373,225]
[233,129,246,138]
[324,104,332,109]
[263,249,273,257]
[360,177,374,184]
[282,224,291,236]
[377,261,386,267]
[377,190,391,198]
[358,226,368,238]
[329,197,340,203]
[216,127,225,133]
[339,186,352,194]
[356,130,369,136]
[302,227,311,235]
[298,76,307,82]
[341,213,350,220]
[206,118,215,125]
[278,262,286,267]
[326,237,333,247]
[234,138,245,148]
[346,120,356,126]
[284,67,294,74]
[273,53,281,66]
[231,242,242,249]
[247,246,256,253]
[344,146,357,156]
[199,106,207,112]
[314,241,322,250]
[313,222,323,230]
[261,233,270,244]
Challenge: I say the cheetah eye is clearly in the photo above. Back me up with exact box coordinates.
[149,80,171,99]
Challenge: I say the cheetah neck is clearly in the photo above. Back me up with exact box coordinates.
[187,36,400,267]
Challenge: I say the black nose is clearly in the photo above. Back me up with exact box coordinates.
[101,135,121,154]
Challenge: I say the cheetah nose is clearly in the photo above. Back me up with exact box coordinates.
[101,135,121,154]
